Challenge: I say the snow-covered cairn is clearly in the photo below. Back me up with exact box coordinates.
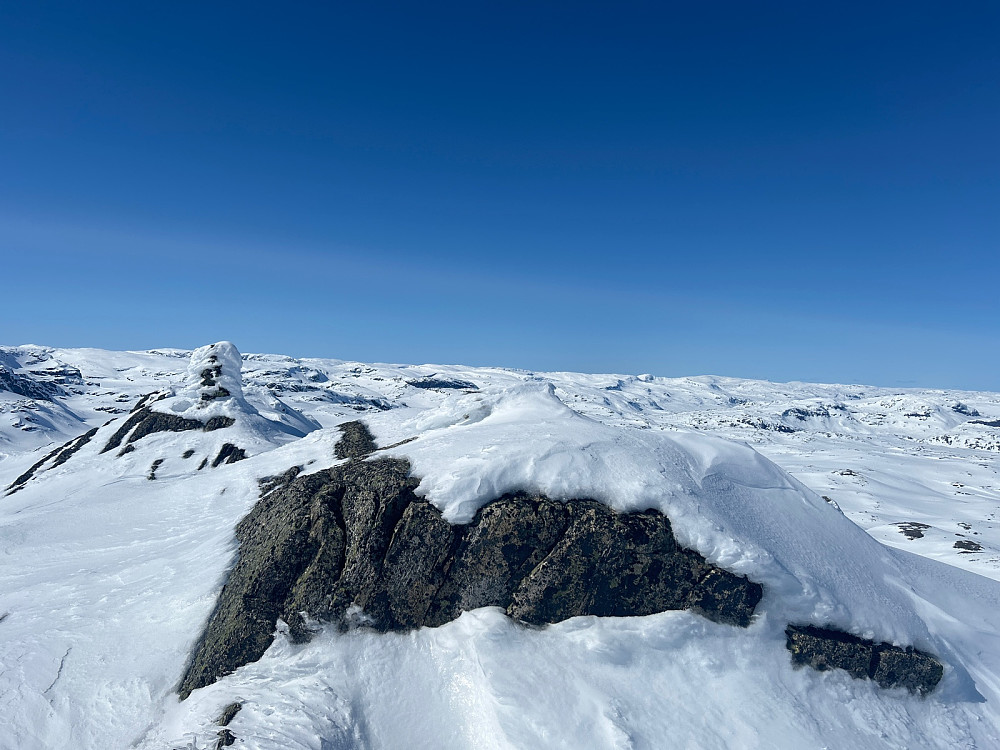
[100,342,248,456]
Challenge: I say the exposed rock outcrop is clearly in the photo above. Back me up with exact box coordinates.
[406,376,479,391]
[785,624,943,695]
[211,443,246,467]
[4,426,99,496]
[100,407,234,455]
[0,365,62,401]
[178,422,763,698]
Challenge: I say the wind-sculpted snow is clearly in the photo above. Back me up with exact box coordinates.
[178,422,764,698]
[0,344,999,748]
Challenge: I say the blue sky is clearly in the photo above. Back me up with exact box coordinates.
[2,2,998,389]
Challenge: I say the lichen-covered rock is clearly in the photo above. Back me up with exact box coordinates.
[785,624,943,695]
[334,419,378,459]
[786,624,874,680]
[871,644,944,694]
[428,493,570,625]
[179,422,765,697]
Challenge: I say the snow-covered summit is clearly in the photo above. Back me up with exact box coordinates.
[0,344,999,748]
[175,340,246,407]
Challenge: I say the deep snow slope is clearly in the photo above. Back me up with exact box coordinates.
[1,344,999,749]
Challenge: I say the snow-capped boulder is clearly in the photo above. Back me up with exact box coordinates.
[179,422,765,698]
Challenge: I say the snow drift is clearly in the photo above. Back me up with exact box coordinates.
[0,344,998,749]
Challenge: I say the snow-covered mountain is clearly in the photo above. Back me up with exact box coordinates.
[1,343,999,749]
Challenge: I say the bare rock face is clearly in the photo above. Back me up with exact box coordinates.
[785,624,943,695]
[4,426,99,495]
[178,422,763,698]
[178,422,944,701]
[100,406,234,455]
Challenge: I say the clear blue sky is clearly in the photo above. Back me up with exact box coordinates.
[2,2,998,389]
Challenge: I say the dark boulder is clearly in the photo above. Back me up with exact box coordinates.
[406,376,478,391]
[785,624,943,695]
[178,422,764,697]
[211,443,246,467]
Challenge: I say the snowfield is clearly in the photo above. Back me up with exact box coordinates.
[1,343,999,749]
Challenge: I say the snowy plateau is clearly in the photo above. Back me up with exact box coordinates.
[2,342,1000,750]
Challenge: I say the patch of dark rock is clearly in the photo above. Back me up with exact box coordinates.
[334,420,378,459]
[0,366,61,401]
[318,391,393,411]
[148,459,164,480]
[182,449,195,459]
[895,522,931,540]
[214,729,237,748]
[785,625,943,695]
[198,457,209,471]
[211,443,246,467]
[29,365,83,386]
[50,426,98,469]
[375,436,417,452]
[130,392,168,414]
[970,419,1000,428]
[954,539,983,553]
[257,466,302,497]
[178,421,763,698]
[953,403,981,417]
[216,702,242,726]
[782,406,831,421]
[4,427,99,495]
[200,361,223,387]
[406,376,479,391]
[728,416,797,433]
[201,386,231,403]
[101,408,235,454]
[118,444,135,456]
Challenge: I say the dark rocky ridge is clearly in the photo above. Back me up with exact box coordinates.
[178,421,945,700]
[4,426,99,495]
[178,421,764,698]
[100,406,235,455]
[0,365,62,401]
[786,624,943,695]
[406,376,479,391]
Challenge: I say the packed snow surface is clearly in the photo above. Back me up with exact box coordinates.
[1,344,999,748]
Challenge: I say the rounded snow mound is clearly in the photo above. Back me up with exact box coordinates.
[370,383,959,659]
[180,341,246,405]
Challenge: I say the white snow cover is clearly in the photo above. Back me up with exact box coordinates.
[370,384,943,648]
[1,344,999,749]
[150,341,314,444]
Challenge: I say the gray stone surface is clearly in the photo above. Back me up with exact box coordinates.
[101,406,234,455]
[179,422,764,697]
[785,624,943,694]
[4,426,99,496]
